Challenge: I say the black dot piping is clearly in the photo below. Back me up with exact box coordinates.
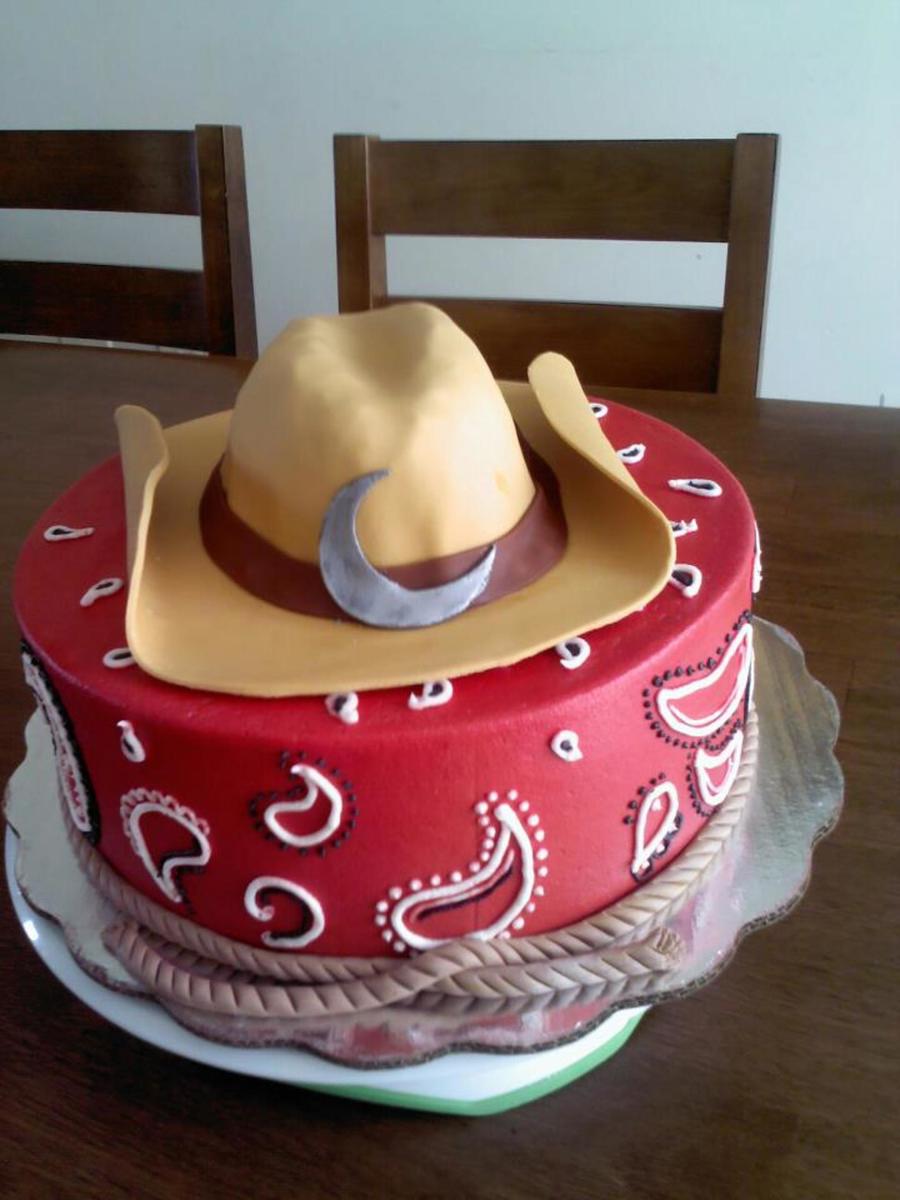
[249,750,358,857]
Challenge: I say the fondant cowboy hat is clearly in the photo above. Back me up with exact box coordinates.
[117,303,674,696]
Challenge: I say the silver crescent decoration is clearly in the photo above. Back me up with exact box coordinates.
[319,470,496,629]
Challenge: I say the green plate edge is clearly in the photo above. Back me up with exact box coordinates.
[300,1009,645,1116]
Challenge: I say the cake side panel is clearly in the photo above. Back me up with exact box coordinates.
[18,599,753,958]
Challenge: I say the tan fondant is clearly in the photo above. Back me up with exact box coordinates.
[221,304,535,565]
[116,405,169,575]
[117,304,675,696]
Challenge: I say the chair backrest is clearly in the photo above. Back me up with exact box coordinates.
[333,134,777,404]
[0,125,257,356]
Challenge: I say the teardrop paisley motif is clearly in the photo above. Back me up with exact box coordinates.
[668,564,703,598]
[555,636,591,670]
[752,521,763,594]
[120,789,211,904]
[325,692,359,725]
[693,729,744,810]
[670,518,698,538]
[378,790,545,953]
[667,478,723,498]
[263,764,344,848]
[244,876,325,949]
[43,524,94,542]
[631,781,681,878]
[103,647,135,669]
[408,679,454,710]
[656,622,754,740]
[117,719,146,763]
[550,730,583,762]
[80,577,124,607]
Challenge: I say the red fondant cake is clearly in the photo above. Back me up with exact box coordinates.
[14,385,757,963]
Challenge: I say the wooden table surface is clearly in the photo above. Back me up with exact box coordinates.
[1,341,897,1200]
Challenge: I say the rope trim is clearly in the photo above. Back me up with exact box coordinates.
[69,712,757,1019]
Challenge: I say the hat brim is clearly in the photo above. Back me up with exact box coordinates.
[117,355,674,696]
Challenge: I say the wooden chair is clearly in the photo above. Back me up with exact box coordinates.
[334,134,777,404]
[0,126,257,356]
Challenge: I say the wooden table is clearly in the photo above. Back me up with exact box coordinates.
[1,342,897,1200]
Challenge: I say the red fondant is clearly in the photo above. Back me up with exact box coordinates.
[13,400,756,956]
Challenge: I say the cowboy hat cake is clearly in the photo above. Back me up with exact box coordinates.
[11,303,759,1035]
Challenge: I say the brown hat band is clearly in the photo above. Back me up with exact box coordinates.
[199,453,567,623]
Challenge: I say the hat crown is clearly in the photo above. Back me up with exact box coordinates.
[221,304,535,566]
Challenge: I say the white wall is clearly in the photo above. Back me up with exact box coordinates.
[1,0,897,405]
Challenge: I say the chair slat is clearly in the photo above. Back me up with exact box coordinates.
[0,131,199,215]
[219,126,258,358]
[335,134,387,311]
[0,126,257,355]
[0,261,208,349]
[336,132,776,400]
[385,296,722,393]
[718,134,778,402]
[371,140,734,242]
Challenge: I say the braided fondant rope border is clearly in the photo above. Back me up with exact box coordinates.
[68,711,757,1019]
[101,922,686,1018]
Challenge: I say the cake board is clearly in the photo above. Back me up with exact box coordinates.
[4,619,842,1114]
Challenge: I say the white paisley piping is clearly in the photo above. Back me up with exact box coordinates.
[117,720,146,764]
[632,782,680,876]
[263,764,344,848]
[667,478,723,498]
[752,521,763,594]
[103,647,135,669]
[550,730,583,762]
[22,652,91,832]
[120,791,211,904]
[668,564,703,598]
[408,680,453,710]
[325,692,359,725]
[80,577,124,607]
[695,729,744,808]
[616,443,646,463]
[244,876,325,949]
[43,524,94,541]
[390,803,535,951]
[657,623,754,739]
[555,636,590,670]
[671,518,699,538]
